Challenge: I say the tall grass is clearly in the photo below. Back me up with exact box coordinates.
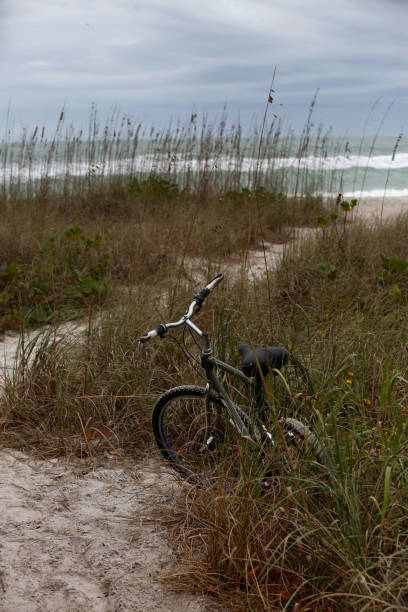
[160,212,408,610]
[0,106,338,204]
[2,211,407,608]
[0,106,333,333]
[1,105,407,608]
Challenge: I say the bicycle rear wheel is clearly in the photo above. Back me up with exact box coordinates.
[152,385,244,484]
[279,417,326,470]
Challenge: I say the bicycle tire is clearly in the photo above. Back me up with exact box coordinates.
[152,385,245,484]
[280,417,326,468]
[152,387,326,484]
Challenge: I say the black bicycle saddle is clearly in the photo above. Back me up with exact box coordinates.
[238,344,289,377]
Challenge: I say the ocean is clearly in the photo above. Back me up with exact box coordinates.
[1,134,407,201]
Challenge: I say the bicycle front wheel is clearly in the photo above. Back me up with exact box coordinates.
[152,385,242,484]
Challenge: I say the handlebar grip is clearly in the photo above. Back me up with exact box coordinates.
[194,274,223,310]
[139,330,157,343]
[205,273,224,291]
[139,324,167,343]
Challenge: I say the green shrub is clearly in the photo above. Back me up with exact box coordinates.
[0,226,110,330]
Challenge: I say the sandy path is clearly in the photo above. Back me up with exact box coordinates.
[0,449,206,611]
[0,328,210,611]
[0,322,87,385]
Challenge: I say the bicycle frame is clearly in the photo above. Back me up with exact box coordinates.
[189,322,271,446]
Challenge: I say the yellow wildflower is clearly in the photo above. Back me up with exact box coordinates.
[363,398,372,406]
[346,379,352,385]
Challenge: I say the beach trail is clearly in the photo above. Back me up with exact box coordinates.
[0,448,208,611]
[0,199,406,610]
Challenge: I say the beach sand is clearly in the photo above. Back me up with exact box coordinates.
[348,196,407,218]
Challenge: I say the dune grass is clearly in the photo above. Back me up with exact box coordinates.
[160,212,408,610]
[0,108,332,333]
[1,110,408,609]
[2,208,408,609]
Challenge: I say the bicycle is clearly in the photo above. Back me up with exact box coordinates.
[140,273,325,486]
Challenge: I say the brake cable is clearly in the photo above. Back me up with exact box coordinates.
[187,323,203,353]
[167,331,207,382]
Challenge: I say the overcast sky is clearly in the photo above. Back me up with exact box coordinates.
[0,0,407,135]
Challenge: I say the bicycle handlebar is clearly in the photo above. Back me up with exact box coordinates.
[206,273,224,291]
[139,273,224,343]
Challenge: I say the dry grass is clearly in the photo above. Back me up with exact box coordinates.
[155,213,408,611]
[2,108,408,609]
[2,211,408,610]
[0,108,331,332]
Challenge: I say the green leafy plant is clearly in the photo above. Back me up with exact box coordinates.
[130,175,180,202]
[381,254,408,273]
[0,226,110,330]
[315,261,337,279]
[340,198,358,212]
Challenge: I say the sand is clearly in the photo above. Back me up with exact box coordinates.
[0,334,211,611]
[0,449,207,611]
[349,196,407,218]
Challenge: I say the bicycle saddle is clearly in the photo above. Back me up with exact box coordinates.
[238,344,289,377]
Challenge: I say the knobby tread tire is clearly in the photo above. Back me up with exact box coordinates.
[152,386,326,482]
[282,417,326,465]
[152,385,223,479]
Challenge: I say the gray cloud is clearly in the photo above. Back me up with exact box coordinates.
[0,0,407,133]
